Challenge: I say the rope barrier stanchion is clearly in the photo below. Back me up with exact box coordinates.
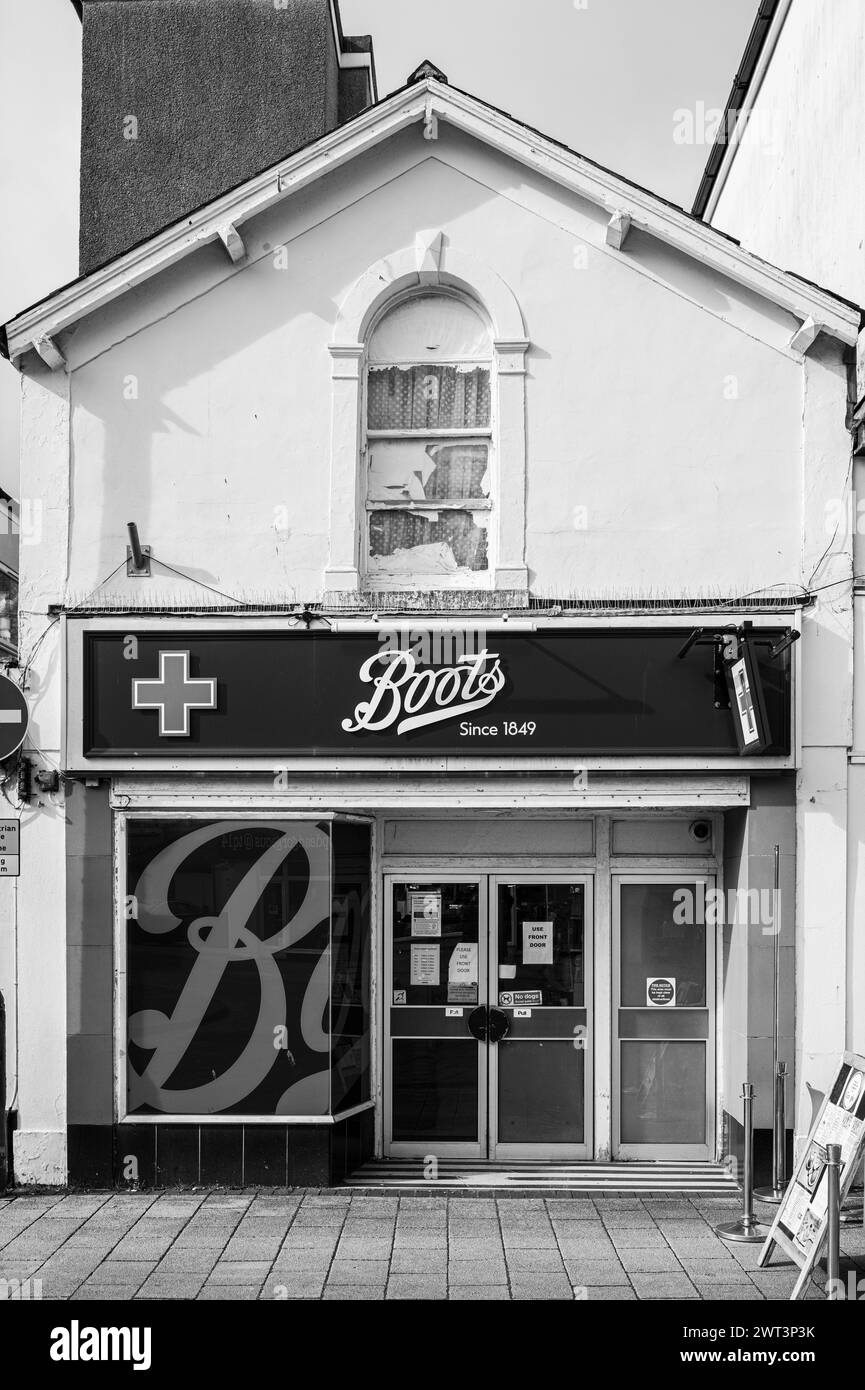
[716,1083,771,1243]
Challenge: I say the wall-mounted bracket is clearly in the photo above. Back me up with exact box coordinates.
[605,210,632,251]
[217,223,247,264]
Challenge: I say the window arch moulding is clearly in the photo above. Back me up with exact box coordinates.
[325,234,530,595]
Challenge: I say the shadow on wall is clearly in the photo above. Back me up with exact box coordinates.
[68,151,501,602]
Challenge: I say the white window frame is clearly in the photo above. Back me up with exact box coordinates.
[363,286,495,589]
[325,235,529,595]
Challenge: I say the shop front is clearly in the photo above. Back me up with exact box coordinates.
[63,617,796,1186]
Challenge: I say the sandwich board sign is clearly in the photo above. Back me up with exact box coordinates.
[758,1050,865,1300]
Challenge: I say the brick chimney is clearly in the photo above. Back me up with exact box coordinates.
[75,0,376,274]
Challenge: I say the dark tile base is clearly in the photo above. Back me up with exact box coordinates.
[244,1126,289,1186]
[67,1125,114,1188]
[78,1112,375,1188]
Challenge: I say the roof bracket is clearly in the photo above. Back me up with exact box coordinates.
[423,96,439,142]
[217,223,247,264]
[605,210,632,251]
[33,335,66,371]
[788,316,823,356]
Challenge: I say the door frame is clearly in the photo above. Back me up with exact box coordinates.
[488,873,594,1161]
[611,873,716,1161]
[382,872,489,1159]
[382,870,594,1161]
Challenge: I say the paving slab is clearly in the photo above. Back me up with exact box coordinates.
[386,1275,447,1300]
[448,1260,508,1285]
[510,1274,575,1300]
[326,1259,390,1284]
[323,1284,386,1299]
[198,1285,262,1300]
[563,1258,630,1285]
[449,1285,511,1299]
[390,1248,448,1273]
[617,1248,684,1273]
[629,1273,700,1299]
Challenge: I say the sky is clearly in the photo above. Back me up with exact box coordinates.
[0,0,759,498]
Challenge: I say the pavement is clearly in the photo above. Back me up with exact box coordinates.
[0,1190,863,1300]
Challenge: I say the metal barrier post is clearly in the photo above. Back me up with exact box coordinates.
[0,989,7,1193]
[716,1083,771,1242]
[756,1061,788,1204]
[755,846,786,1205]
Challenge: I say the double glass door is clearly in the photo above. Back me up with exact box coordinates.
[384,875,592,1159]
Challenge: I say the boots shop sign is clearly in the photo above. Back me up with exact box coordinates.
[79,628,793,760]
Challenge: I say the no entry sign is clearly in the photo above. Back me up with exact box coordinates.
[0,671,28,760]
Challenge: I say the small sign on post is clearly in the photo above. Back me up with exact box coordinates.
[0,820,20,877]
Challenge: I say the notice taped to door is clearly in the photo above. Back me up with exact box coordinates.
[647,977,676,1007]
[522,920,553,964]
[447,942,478,1003]
[410,942,440,987]
[759,1050,865,1299]
[410,891,442,937]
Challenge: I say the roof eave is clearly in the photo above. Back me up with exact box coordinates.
[3,75,861,367]
[691,0,788,221]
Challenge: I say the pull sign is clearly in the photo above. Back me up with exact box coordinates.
[514,1007,532,1018]
[445,1007,463,1018]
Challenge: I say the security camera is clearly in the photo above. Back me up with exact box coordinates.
[689,819,712,844]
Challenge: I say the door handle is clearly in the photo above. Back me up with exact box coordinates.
[488,1007,511,1043]
[467,1006,488,1041]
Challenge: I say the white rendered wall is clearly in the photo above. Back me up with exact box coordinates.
[13,368,69,1183]
[61,129,806,605]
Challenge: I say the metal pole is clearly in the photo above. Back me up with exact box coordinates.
[0,989,7,1193]
[755,847,787,1205]
[716,1082,771,1242]
[826,1143,841,1293]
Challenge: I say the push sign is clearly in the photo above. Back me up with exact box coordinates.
[0,820,20,877]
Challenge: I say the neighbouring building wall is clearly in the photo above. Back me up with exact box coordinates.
[722,778,796,1180]
[14,368,70,1183]
[78,0,373,273]
[706,0,865,307]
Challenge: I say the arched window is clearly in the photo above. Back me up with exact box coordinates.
[364,291,493,586]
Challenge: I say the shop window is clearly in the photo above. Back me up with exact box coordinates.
[364,292,493,586]
[123,818,370,1119]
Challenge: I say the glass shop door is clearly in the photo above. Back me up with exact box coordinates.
[489,877,592,1160]
[385,877,488,1158]
[383,875,592,1160]
[613,876,715,1160]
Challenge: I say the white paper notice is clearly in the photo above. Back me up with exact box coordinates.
[410,942,440,986]
[410,892,442,937]
[522,921,553,965]
[449,942,478,986]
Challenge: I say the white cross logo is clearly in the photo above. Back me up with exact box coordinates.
[132,651,217,737]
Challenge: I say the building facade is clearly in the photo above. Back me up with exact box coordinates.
[693,0,865,1159]
[0,0,861,1187]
